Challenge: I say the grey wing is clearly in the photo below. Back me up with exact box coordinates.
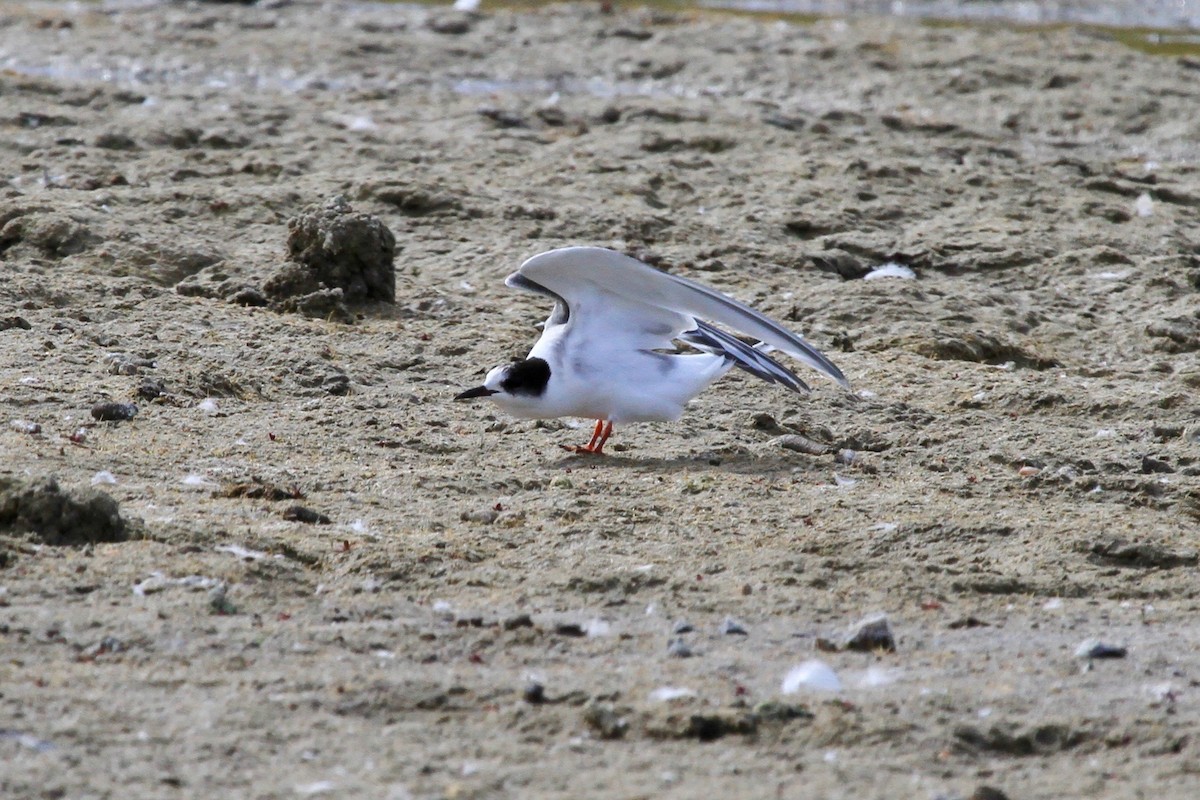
[508,266,693,353]
[681,320,811,394]
[505,272,569,327]
[516,247,850,389]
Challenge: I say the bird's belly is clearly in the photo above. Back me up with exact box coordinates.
[545,352,729,422]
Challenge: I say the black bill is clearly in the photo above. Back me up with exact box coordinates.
[455,386,498,400]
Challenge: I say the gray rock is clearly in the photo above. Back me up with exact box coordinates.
[1074,639,1127,660]
[844,613,896,653]
[719,616,748,636]
[667,638,694,658]
[91,402,138,422]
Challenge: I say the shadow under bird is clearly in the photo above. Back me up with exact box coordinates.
[455,246,849,454]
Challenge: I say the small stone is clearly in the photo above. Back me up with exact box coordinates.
[229,286,268,307]
[9,419,41,435]
[1075,639,1127,660]
[91,402,138,422]
[667,638,694,658]
[750,412,785,433]
[970,787,1012,800]
[282,505,331,525]
[814,637,839,653]
[553,622,586,637]
[0,315,32,331]
[522,681,545,704]
[136,379,168,401]
[1141,455,1174,474]
[777,434,829,455]
[105,353,156,375]
[502,613,533,631]
[208,583,237,615]
[671,620,695,634]
[460,508,499,525]
[426,12,472,35]
[582,702,628,740]
[84,635,125,657]
[844,613,896,653]
[719,617,748,636]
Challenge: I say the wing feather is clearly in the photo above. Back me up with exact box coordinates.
[514,247,849,388]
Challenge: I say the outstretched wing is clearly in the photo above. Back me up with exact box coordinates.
[681,321,811,395]
[510,246,850,388]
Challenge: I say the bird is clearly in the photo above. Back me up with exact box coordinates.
[455,246,849,454]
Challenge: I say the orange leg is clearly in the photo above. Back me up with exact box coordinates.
[562,420,612,455]
[593,421,614,454]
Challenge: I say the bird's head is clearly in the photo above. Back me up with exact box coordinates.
[455,357,551,414]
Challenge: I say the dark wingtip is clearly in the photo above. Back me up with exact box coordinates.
[455,386,497,400]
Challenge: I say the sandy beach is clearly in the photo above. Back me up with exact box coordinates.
[2,2,1199,797]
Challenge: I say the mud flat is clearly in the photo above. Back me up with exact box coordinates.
[1,2,1199,798]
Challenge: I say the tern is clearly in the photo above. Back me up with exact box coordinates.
[455,246,849,454]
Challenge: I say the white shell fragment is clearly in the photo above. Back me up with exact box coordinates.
[649,686,697,702]
[863,262,916,281]
[782,659,842,693]
[133,572,219,597]
[181,473,217,488]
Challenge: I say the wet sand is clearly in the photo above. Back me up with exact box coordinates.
[1,2,1199,798]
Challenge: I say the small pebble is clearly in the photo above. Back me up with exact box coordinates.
[91,402,138,422]
[554,622,586,637]
[777,434,829,455]
[502,613,533,630]
[970,787,1012,800]
[208,583,237,615]
[282,505,332,525]
[460,508,499,525]
[667,638,694,658]
[719,616,748,636]
[1017,465,1041,477]
[9,419,41,435]
[1075,639,1127,660]
[522,681,546,704]
[844,613,896,653]
[90,470,118,485]
[671,620,695,634]
[136,379,167,401]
